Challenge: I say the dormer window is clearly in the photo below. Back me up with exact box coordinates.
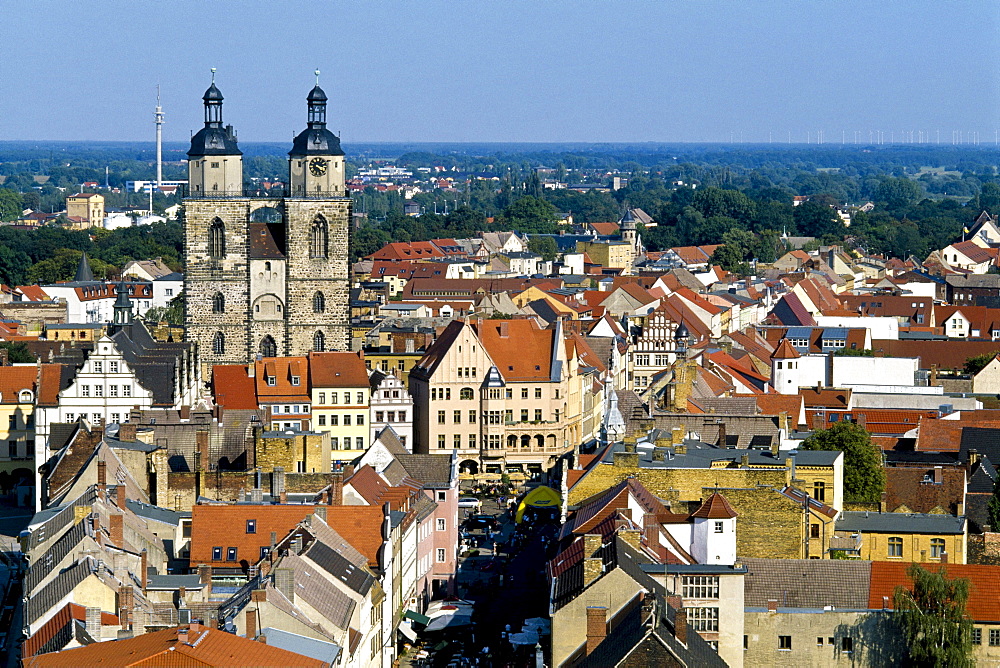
[266,375,276,387]
[291,375,300,386]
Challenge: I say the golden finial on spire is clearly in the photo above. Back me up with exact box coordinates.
[211,67,217,83]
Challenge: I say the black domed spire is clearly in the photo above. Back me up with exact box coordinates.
[188,68,241,158]
[203,82,223,103]
[307,85,327,103]
[290,70,343,157]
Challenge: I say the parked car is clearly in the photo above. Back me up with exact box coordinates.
[457,497,482,510]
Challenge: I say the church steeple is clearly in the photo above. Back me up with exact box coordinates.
[110,281,133,335]
[75,252,95,282]
[187,69,243,194]
[289,70,345,196]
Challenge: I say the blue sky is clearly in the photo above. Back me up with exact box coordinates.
[1,1,998,143]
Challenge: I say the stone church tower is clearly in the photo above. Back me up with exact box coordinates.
[184,75,351,373]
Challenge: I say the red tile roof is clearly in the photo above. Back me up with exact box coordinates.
[690,492,738,519]
[23,603,119,657]
[190,504,316,566]
[771,339,800,360]
[309,351,369,388]
[322,506,385,568]
[869,562,1000,623]
[22,623,327,667]
[0,366,38,404]
[475,319,554,380]
[255,357,310,401]
[212,365,258,409]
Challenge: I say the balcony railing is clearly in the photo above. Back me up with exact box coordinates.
[182,186,348,199]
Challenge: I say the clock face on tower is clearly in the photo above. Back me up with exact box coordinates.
[309,157,328,176]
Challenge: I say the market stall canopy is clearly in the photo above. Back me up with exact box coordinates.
[515,485,561,523]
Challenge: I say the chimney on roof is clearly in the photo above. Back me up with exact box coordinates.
[140,549,148,591]
[941,551,949,564]
[177,627,188,644]
[97,459,107,494]
[116,483,126,509]
[246,609,257,640]
[118,585,134,630]
[274,568,294,603]
[585,607,607,655]
[934,466,943,484]
[499,321,509,338]
[196,431,209,471]
[272,467,286,498]
[85,606,102,639]
[674,606,687,645]
[118,422,137,441]
[767,599,778,613]
[109,513,124,547]
[179,405,191,420]
[328,472,344,506]
[198,565,212,585]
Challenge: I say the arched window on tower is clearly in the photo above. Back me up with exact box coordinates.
[310,216,328,259]
[212,331,225,355]
[260,335,277,358]
[313,330,326,352]
[209,218,225,258]
[313,291,325,313]
[212,292,225,313]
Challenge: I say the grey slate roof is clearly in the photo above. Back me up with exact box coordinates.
[26,519,88,595]
[125,499,189,526]
[26,558,95,625]
[305,540,375,596]
[396,453,453,488]
[284,553,357,631]
[147,573,203,590]
[260,627,342,665]
[742,557,873,609]
[597,439,840,470]
[836,511,966,535]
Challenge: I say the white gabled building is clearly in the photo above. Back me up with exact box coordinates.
[369,371,414,450]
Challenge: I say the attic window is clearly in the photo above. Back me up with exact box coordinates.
[291,376,300,386]
[535,365,541,371]
[266,375,276,387]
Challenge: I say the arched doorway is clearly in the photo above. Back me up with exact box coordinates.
[459,459,479,475]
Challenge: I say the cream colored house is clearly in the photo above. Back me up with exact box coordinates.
[309,351,372,463]
[409,318,602,479]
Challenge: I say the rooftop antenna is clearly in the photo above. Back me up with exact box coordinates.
[154,85,164,191]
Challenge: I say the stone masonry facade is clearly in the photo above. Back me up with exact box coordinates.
[185,197,351,372]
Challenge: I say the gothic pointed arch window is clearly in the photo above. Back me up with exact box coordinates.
[260,335,277,358]
[313,330,326,352]
[310,216,328,259]
[212,331,225,355]
[209,218,225,258]
[313,291,325,313]
[212,292,225,313]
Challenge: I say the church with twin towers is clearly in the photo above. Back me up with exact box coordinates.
[183,73,351,371]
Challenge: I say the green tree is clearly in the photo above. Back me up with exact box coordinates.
[893,564,974,668]
[793,200,845,238]
[0,246,32,286]
[0,342,35,363]
[0,188,23,222]
[503,195,558,234]
[800,422,885,503]
[874,177,924,210]
[987,477,1000,531]
[963,351,999,375]
[527,236,558,262]
[142,292,185,326]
